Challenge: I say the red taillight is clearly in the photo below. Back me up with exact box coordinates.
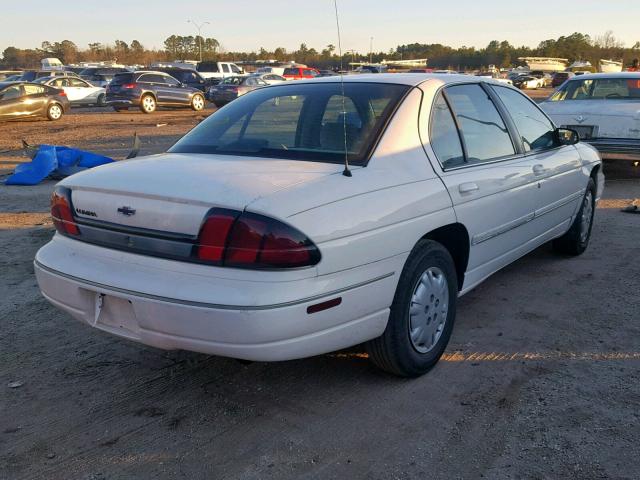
[195,209,320,269]
[58,91,67,97]
[51,187,79,236]
[122,83,137,89]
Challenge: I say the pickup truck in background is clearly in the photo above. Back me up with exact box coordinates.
[196,62,245,83]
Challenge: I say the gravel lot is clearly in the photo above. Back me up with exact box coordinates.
[1,93,639,479]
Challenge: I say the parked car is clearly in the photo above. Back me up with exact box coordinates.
[105,71,207,113]
[552,71,575,88]
[18,70,80,82]
[0,81,69,121]
[207,75,268,106]
[196,62,244,83]
[283,67,320,80]
[249,73,287,85]
[476,72,513,85]
[541,72,640,161]
[35,74,603,377]
[255,66,286,76]
[0,70,22,81]
[79,67,130,87]
[154,68,211,92]
[36,76,106,106]
[317,70,338,77]
[514,75,545,89]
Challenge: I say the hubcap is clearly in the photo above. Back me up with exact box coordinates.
[49,105,61,118]
[143,97,155,111]
[408,267,449,354]
[580,191,593,243]
[193,96,204,109]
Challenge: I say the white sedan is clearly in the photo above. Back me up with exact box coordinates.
[35,74,603,377]
[541,72,640,161]
[37,76,106,106]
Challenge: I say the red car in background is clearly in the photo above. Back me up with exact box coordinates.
[283,67,320,80]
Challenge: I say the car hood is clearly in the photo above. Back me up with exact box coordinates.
[59,153,345,235]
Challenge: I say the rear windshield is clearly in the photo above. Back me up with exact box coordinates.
[550,77,640,101]
[220,76,242,85]
[198,62,219,73]
[111,73,135,85]
[169,82,409,165]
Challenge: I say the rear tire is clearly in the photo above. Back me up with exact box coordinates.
[140,94,156,113]
[552,178,596,256]
[46,103,63,121]
[191,93,205,111]
[366,240,458,377]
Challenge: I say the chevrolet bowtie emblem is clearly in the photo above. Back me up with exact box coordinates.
[117,206,136,216]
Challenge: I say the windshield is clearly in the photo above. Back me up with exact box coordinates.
[550,77,640,101]
[170,82,409,165]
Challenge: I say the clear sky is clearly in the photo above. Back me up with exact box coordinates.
[1,0,638,54]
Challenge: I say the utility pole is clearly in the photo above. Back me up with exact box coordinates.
[369,37,374,64]
[187,19,210,62]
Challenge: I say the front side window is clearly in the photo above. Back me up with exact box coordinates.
[445,84,515,164]
[493,86,556,152]
[69,78,89,88]
[170,82,409,165]
[230,64,242,74]
[163,75,180,86]
[429,92,465,169]
[0,85,22,100]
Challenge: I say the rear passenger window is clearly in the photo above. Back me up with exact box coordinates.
[446,84,515,164]
[492,86,556,152]
[430,93,465,169]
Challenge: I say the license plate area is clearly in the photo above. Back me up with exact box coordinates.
[565,125,598,140]
[92,293,140,339]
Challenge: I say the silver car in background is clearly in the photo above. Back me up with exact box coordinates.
[541,72,640,161]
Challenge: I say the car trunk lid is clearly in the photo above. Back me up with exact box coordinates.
[63,153,343,236]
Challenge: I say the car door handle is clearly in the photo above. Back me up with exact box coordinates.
[532,164,547,176]
[459,182,479,194]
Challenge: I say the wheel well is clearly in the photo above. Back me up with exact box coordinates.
[589,164,600,181]
[140,92,156,101]
[423,223,470,291]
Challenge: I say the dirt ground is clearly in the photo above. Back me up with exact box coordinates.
[1,95,640,480]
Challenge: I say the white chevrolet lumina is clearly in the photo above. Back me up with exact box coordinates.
[35,74,604,377]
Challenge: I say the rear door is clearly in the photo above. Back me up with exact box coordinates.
[21,84,49,116]
[423,83,541,289]
[491,85,584,232]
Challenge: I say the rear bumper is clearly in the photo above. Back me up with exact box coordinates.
[585,138,640,161]
[34,235,396,361]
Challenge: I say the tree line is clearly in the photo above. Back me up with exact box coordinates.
[2,32,639,70]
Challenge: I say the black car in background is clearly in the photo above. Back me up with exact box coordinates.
[79,67,129,87]
[153,68,211,92]
[105,71,206,113]
[0,82,69,121]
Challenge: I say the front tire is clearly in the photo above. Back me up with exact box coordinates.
[191,93,205,111]
[552,178,596,255]
[140,94,156,113]
[366,240,458,377]
[97,93,106,106]
[46,103,63,121]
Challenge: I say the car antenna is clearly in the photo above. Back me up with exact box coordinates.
[333,0,352,177]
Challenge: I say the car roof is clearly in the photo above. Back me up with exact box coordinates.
[293,72,492,87]
[0,81,50,89]
[565,72,640,80]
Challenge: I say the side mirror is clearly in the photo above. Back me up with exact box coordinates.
[555,128,580,146]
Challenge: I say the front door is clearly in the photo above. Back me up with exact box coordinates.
[490,85,585,234]
[423,84,542,291]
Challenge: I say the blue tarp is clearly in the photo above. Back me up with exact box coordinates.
[5,145,114,185]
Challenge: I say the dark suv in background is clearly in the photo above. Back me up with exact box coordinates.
[154,68,212,92]
[79,67,129,87]
[105,71,206,113]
